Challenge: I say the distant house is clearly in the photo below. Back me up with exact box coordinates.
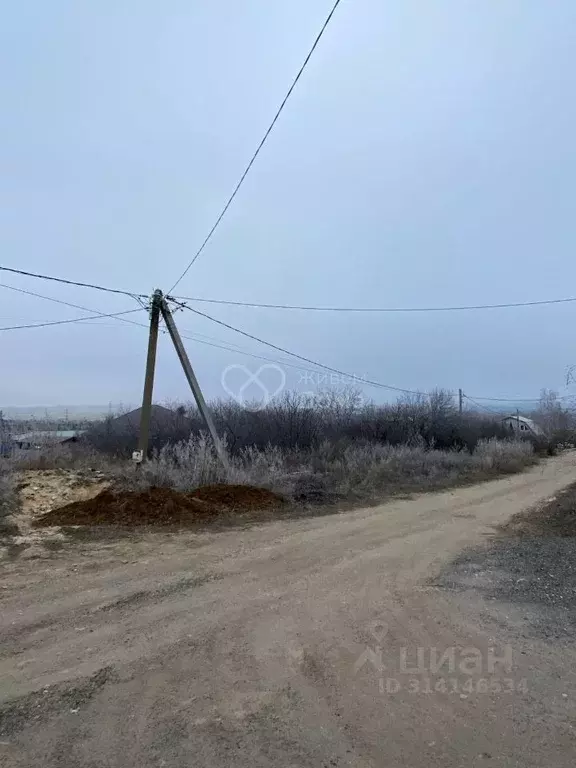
[104,405,190,435]
[86,405,192,454]
[11,430,85,450]
[501,415,544,438]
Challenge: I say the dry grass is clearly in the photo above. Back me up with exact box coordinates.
[9,444,110,471]
[112,435,537,506]
[0,462,18,534]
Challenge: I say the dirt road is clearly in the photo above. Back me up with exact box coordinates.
[2,455,576,767]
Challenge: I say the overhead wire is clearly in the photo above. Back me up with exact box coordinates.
[181,304,428,396]
[175,323,554,404]
[0,281,310,368]
[465,393,561,404]
[0,316,144,328]
[171,294,576,313]
[0,271,567,405]
[177,325,305,363]
[466,395,538,404]
[0,308,145,331]
[178,330,342,380]
[0,266,148,299]
[0,283,150,329]
[167,0,343,292]
[181,304,561,404]
[3,266,575,317]
[463,395,504,416]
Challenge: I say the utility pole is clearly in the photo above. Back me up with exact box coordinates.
[458,388,463,415]
[160,299,229,472]
[136,289,163,461]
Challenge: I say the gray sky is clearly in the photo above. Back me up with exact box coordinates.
[1,0,575,409]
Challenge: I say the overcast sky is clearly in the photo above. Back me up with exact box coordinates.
[1,0,575,410]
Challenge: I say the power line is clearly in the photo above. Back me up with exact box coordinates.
[0,266,148,299]
[469,393,573,405]
[464,391,573,407]
[0,308,144,332]
[174,318,328,367]
[1,277,562,405]
[463,395,503,416]
[168,0,343,293]
[182,304,428,396]
[0,316,142,328]
[182,305,561,404]
[178,329,339,380]
[0,280,326,375]
[171,293,576,313]
[176,328,549,404]
[466,394,544,404]
[4,263,574,316]
[0,280,316,371]
[179,327,297,362]
[0,283,149,329]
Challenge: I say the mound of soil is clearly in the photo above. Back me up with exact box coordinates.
[33,484,285,528]
[189,483,283,509]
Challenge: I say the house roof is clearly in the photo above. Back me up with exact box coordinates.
[502,415,537,427]
[12,430,84,443]
[105,405,190,433]
[501,415,544,434]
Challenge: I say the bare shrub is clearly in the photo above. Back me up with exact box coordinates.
[85,389,511,459]
[474,437,535,473]
[532,389,575,433]
[112,434,228,492]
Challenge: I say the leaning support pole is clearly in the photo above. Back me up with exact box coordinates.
[160,298,229,472]
[136,289,163,462]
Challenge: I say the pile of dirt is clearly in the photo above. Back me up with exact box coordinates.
[33,484,285,528]
[189,483,283,509]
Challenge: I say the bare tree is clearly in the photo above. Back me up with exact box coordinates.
[533,388,574,435]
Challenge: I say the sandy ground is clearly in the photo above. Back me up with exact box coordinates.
[5,469,108,559]
[1,455,576,767]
